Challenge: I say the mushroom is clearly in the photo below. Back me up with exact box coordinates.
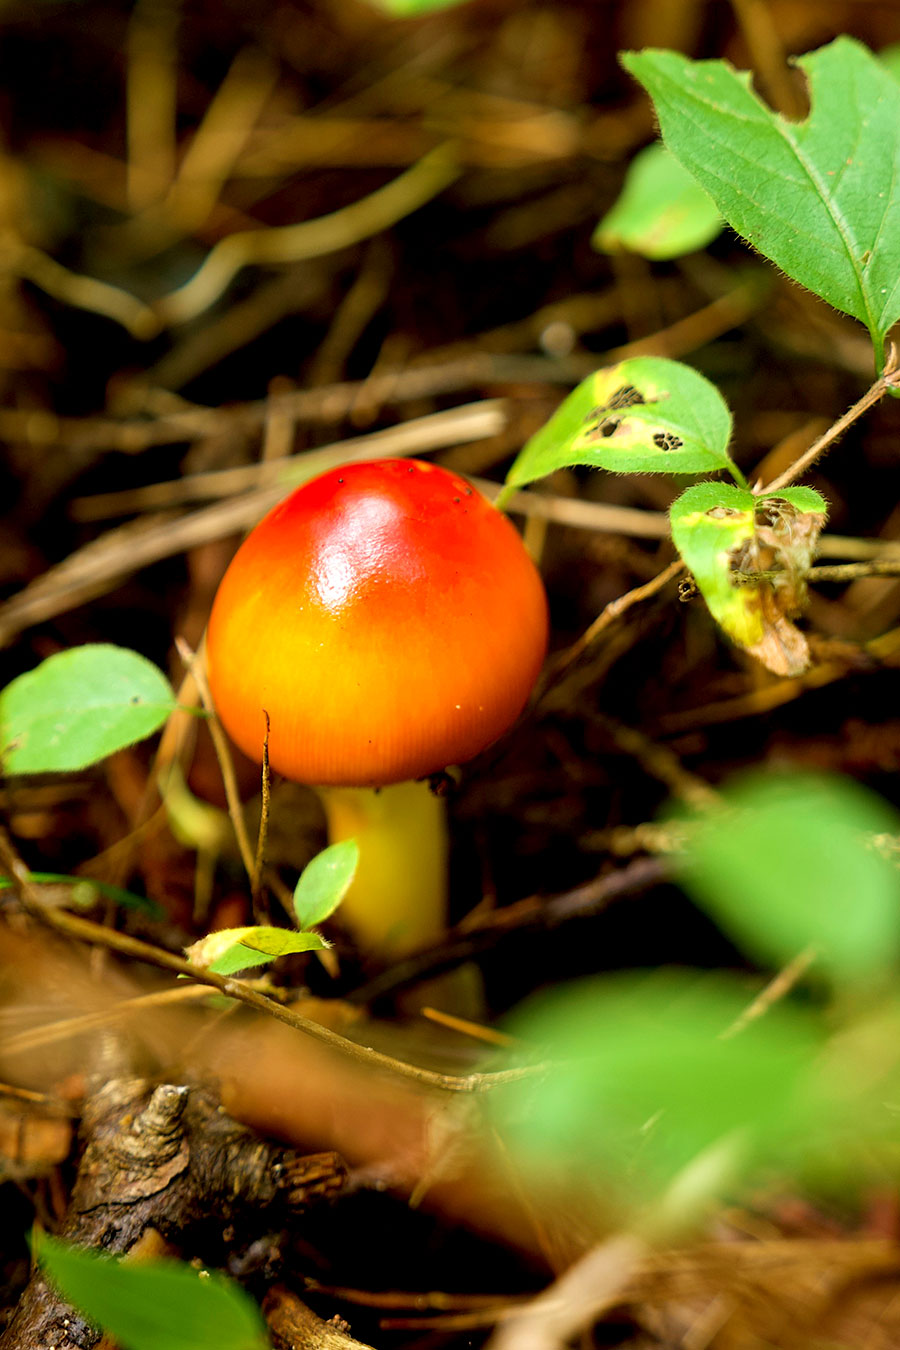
[206,457,548,959]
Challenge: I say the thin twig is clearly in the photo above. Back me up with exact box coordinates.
[9,243,159,339]
[1,983,216,1058]
[126,0,178,209]
[0,403,506,646]
[0,359,585,452]
[656,622,900,734]
[763,374,890,493]
[729,0,807,119]
[252,710,271,911]
[163,46,277,233]
[72,401,507,518]
[351,856,666,1003]
[486,1235,646,1350]
[0,826,540,1095]
[809,560,900,582]
[154,144,461,326]
[720,946,819,1040]
[536,559,684,704]
[174,636,256,883]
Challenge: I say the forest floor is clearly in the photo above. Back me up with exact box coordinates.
[4,1,900,1347]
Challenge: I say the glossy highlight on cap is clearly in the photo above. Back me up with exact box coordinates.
[206,458,549,786]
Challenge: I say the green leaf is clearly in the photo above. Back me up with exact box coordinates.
[622,38,900,368]
[503,356,737,494]
[496,970,823,1195]
[670,483,827,675]
[0,644,177,775]
[34,1233,269,1350]
[670,481,758,635]
[765,485,828,515]
[593,142,722,260]
[293,839,359,929]
[238,927,330,957]
[675,771,900,987]
[186,925,330,976]
[879,42,900,84]
[366,0,468,12]
[0,872,162,917]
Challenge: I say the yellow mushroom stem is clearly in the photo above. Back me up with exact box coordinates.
[316,779,448,960]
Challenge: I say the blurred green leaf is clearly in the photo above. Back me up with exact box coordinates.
[502,356,738,495]
[593,142,722,260]
[0,872,162,917]
[622,38,900,370]
[293,838,359,929]
[367,0,469,13]
[35,1233,269,1350]
[677,771,900,986]
[880,43,900,83]
[0,644,177,775]
[497,970,823,1196]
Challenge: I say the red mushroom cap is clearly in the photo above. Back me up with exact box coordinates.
[206,458,548,787]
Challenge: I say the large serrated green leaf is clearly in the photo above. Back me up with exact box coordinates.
[503,356,737,494]
[622,38,900,368]
[593,142,722,260]
[35,1233,269,1350]
[0,644,177,775]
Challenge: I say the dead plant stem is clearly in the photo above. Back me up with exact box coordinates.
[764,373,891,493]
[174,636,257,884]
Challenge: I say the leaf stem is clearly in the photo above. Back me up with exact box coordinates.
[726,460,749,490]
[762,372,891,494]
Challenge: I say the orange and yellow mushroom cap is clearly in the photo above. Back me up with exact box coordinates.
[206,458,548,787]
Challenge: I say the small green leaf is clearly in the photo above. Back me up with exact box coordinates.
[622,38,900,369]
[35,1232,269,1350]
[670,481,759,636]
[496,970,823,1196]
[0,644,177,775]
[503,356,737,494]
[238,927,330,957]
[293,839,359,929]
[593,142,722,260]
[186,925,330,976]
[675,771,900,987]
[764,485,828,515]
[671,483,827,675]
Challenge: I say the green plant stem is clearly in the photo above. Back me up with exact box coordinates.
[726,459,749,490]
[317,780,448,959]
